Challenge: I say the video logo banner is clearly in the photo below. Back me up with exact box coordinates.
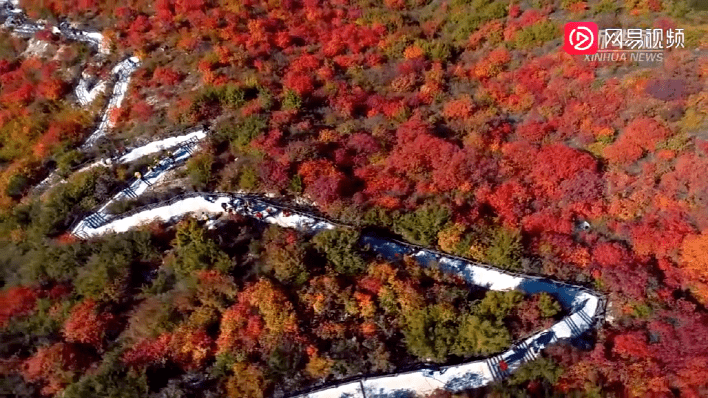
[564,22,599,55]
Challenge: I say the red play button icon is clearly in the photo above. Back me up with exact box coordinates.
[564,22,598,55]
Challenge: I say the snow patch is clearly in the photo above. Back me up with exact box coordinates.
[81,57,141,149]
[117,129,207,164]
[75,72,109,106]
[22,38,51,57]
[79,196,232,236]
[298,381,363,398]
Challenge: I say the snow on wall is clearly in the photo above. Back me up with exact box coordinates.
[73,193,337,239]
[59,121,602,398]
[298,381,364,398]
[71,134,209,237]
[362,371,446,397]
[117,129,208,164]
[83,195,232,236]
[417,252,525,291]
[34,128,210,196]
[229,197,337,233]
[81,56,141,149]
[75,73,109,106]
[74,159,112,175]
[1,10,43,35]
[0,1,108,53]
[286,236,599,397]
[291,305,592,398]
[31,172,64,194]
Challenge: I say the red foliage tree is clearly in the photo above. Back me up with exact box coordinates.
[122,333,173,368]
[386,117,459,186]
[155,0,175,22]
[522,209,574,235]
[22,343,81,395]
[170,327,214,370]
[130,100,154,122]
[381,99,407,119]
[500,140,539,176]
[629,209,694,258]
[1,82,35,107]
[612,331,650,359]
[217,280,298,357]
[605,117,672,165]
[354,165,411,206]
[306,174,346,205]
[661,153,708,217]
[37,78,65,101]
[258,160,290,192]
[483,180,531,226]
[283,72,314,96]
[472,47,511,80]
[681,231,708,285]
[528,144,598,201]
[62,299,115,349]
[592,241,631,268]
[442,95,474,119]
[516,119,553,142]
[468,20,504,49]
[152,66,182,87]
[126,15,152,49]
[290,53,320,73]
[0,285,38,327]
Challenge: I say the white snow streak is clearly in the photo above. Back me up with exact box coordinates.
[117,129,207,164]
[80,56,141,149]
[85,196,232,236]
[75,73,109,106]
[300,381,363,398]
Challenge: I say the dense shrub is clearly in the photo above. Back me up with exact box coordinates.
[393,205,450,247]
[484,227,523,271]
[168,219,232,280]
[312,228,366,276]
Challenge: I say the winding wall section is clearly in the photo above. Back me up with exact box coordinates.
[71,192,606,398]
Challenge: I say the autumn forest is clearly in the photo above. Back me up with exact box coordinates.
[2,0,708,397]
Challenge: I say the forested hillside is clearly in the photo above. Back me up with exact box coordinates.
[2,219,564,397]
[2,0,708,397]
